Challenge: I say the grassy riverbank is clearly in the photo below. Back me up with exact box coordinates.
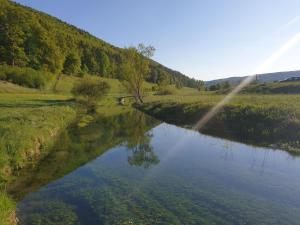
[0,191,16,225]
[0,93,77,181]
[0,92,77,225]
[2,76,300,223]
[139,94,300,153]
[0,77,134,223]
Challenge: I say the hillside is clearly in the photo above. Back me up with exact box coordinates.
[0,0,199,88]
[240,81,300,94]
[205,70,300,86]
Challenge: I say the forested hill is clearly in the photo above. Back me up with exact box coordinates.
[0,0,199,88]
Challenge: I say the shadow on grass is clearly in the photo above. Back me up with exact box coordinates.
[0,99,75,108]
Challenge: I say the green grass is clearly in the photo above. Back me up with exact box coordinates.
[140,93,300,153]
[0,79,135,222]
[0,93,77,182]
[144,92,300,109]
[0,81,36,94]
[2,75,300,222]
[240,81,300,94]
[53,74,155,95]
[0,190,16,225]
[0,76,138,183]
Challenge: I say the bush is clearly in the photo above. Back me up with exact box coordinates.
[72,78,110,113]
[0,65,55,89]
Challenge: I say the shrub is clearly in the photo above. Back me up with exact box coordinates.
[0,65,55,89]
[72,78,110,113]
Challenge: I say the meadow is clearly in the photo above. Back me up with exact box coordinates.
[1,74,300,224]
[141,92,300,153]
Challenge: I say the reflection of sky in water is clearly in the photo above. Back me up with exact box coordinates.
[18,123,300,225]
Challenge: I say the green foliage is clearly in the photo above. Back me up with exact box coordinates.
[0,2,28,67]
[196,80,205,91]
[72,78,110,112]
[63,52,81,75]
[241,81,300,94]
[0,64,55,89]
[99,51,110,77]
[208,81,230,91]
[120,45,153,103]
[72,79,110,100]
[175,80,183,89]
[0,0,201,87]
[221,81,230,89]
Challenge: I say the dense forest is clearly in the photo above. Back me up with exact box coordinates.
[0,0,200,88]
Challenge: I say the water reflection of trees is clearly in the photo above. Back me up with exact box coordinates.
[127,131,159,168]
[9,110,160,200]
[124,111,159,168]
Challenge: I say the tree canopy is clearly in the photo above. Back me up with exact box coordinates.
[0,0,203,88]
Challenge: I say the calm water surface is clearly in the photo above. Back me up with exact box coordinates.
[16,111,300,225]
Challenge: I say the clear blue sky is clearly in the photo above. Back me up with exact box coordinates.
[14,0,300,80]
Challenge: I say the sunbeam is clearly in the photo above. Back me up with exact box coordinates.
[193,31,300,131]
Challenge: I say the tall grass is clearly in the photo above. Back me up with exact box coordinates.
[0,94,76,182]
[0,190,16,225]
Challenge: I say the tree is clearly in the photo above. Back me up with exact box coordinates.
[157,70,170,86]
[175,80,183,89]
[126,112,159,168]
[72,78,110,113]
[221,81,230,89]
[196,80,205,91]
[120,44,155,104]
[209,84,220,91]
[63,52,81,75]
[0,7,28,66]
[99,51,110,77]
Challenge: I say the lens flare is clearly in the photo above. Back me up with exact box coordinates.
[193,32,300,131]
[125,32,300,200]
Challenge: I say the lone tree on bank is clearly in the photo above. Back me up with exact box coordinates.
[121,44,155,104]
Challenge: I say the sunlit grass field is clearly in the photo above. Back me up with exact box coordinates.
[1,78,300,223]
[141,92,300,153]
[145,92,300,111]
[0,93,76,180]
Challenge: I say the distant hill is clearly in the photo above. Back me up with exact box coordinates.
[0,0,199,88]
[205,70,300,86]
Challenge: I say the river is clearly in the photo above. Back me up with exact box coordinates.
[15,111,300,225]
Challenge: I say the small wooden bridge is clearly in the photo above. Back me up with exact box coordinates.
[118,95,135,105]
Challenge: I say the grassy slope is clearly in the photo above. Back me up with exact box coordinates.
[0,81,36,94]
[140,93,300,153]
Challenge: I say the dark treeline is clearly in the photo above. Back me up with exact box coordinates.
[0,0,201,88]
